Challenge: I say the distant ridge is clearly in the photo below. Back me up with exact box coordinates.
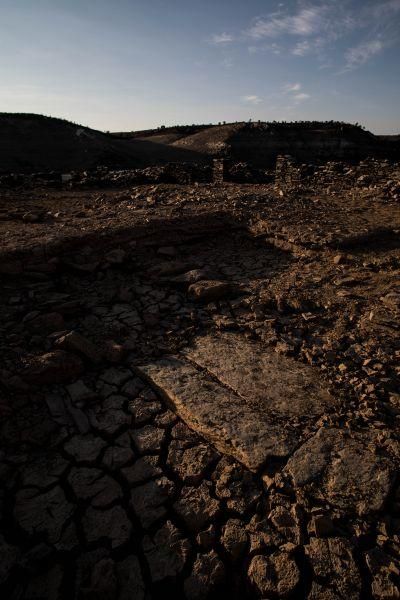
[0,114,398,173]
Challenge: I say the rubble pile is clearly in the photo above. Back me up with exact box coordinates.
[275,155,400,199]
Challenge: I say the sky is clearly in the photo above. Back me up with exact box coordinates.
[0,0,399,133]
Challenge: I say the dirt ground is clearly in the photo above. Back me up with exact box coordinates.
[0,182,399,599]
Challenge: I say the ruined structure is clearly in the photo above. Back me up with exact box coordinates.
[212,158,227,184]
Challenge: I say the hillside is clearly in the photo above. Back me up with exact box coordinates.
[0,114,202,173]
[1,114,399,173]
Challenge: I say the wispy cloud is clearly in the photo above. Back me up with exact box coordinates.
[210,1,400,72]
[241,95,262,105]
[344,39,383,69]
[292,40,311,56]
[247,7,327,39]
[293,92,311,101]
[242,1,400,69]
[283,82,302,92]
[210,32,234,44]
[282,83,311,104]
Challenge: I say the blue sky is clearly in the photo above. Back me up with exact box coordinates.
[0,0,399,133]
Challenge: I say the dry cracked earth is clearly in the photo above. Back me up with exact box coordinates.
[0,182,400,599]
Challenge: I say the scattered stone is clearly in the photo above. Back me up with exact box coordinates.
[100,367,132,387]
[188,280,238,302]
[15,486,74,544]
[83,505,132,548]
[167,442,219,484]
[101,432,134,469]
[308,513,335,537]
[83,558,117,600]
[22,350,84,384]
[116,556,146,600]
[268,505,302,544]
[221,519,247,561]
[214,462,261,513]
[26,311,65,334]
[55,330,102,363]
[284,427,393,515]
[365,548,400,600]
[143,520,191,582]
[106,248,126,264]
[20,453,69,488]
[248,551,300,598]
[306,537,362,599]
[68,467,122,507]
[196,524,218,550]
[103,340,126,363]
[184,551,225,600]
[130,477,175,528]
[67,379,97,404]
[173,481,220,532]
[131,425,165,454]
[121,455,161,485]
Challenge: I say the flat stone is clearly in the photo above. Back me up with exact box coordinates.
[173,482,220,532]
[15,486,74,544]
[68,467,122,507]
[308,582,342,599]
[83,558,117,599]
[188,280,239,302]
[66,380,96,403]
[121,455,162,485]
[130,477,175,528]
[131,425,165,454]
[55,331,102,363]
[100,368,132,387]
[102,432,134,469]
[284,428,393,515]
[167,442,219,484]
[64,434,106,462]
[306,537,361,599]
[143,520,191,582]
[26,312,65,334]
[116,556,145,600]
[23,350,84,385]
[184,551,225,600]
[248,551,300,598]
[20,453,69,488]
[213,461,261,513]
[185,332,336,418]
[221,519,247,561]
[128,398,162,425]
[135,357,296,471]
[83,505,132,548]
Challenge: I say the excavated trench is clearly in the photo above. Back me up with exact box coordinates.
[0,213,398,599]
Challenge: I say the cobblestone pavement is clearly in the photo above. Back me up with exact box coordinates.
[0,182,400,598]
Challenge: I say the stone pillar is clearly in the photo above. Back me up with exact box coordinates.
[213,158,226,184]
[275,155,300,193]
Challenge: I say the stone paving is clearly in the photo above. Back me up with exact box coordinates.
[1,183,400,599]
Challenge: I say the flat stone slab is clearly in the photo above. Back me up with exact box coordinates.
[136,333,337,471]
[184,333,336,418]
[135,358,296,471]
[284,427,394,516]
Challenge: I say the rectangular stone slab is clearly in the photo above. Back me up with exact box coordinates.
[184,332,336,418]
[135,358,296,472]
